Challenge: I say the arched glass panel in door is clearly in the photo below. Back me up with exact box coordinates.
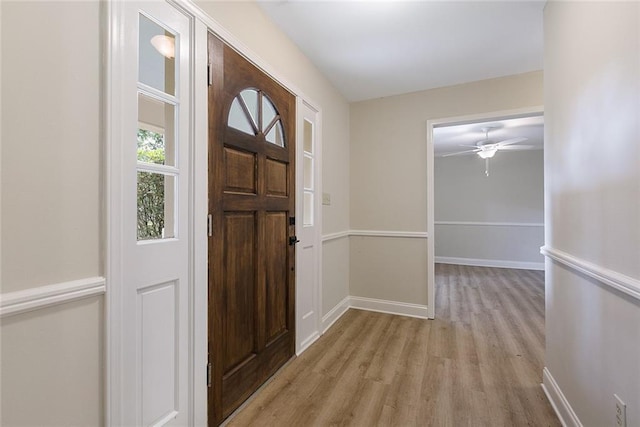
[228,89,286,147]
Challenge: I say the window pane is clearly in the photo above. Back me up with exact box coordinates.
[303,191,313,226]
[137,172,175,240]
[303,119,313,154]
[240,89,259,130]
[262,94,278,131]
[228,97,255,135]
[265,119,285,147]
[304,155,313,190]
[139,14,176,96]
[138,93,175,166]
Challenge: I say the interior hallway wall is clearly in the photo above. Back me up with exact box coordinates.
[350,71,543,307]
[543,2,640,425]
[0,1,103,425]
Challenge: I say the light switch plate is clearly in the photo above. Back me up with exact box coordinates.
[322,192,331,206]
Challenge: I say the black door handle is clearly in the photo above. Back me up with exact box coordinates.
[289,236,300,246]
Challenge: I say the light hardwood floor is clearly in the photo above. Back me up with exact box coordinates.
[226,264,560,426]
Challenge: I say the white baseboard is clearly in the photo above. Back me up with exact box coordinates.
[349,296,429,319]
[296,331,320,356]
[435,256,544,271]
[321,296,350,333]
[0,276,106,318]
[542,367,583,427]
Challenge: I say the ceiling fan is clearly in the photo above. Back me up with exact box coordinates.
[441,127,533,159]
[441,127,534,176]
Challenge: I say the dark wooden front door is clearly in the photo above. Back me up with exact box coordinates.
[207,33,296,426]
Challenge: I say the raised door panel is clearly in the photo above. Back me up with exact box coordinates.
[224,148,256,195]
[264,211,289,343]
[223,213,256,371]
[265,159,288,197]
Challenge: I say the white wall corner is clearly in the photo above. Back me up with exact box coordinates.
[541,367,583,427]
[321,296,350,333]
[349,296,429,319]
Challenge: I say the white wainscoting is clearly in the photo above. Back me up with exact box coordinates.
[0,276,106,318]
[541,246,640,301]
[542,367,583,427]
[435,256,544,271]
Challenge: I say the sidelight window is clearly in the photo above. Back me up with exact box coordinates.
[136,13,179,241]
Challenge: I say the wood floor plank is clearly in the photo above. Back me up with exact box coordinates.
[225,264,560,426]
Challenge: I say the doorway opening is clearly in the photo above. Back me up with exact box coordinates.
[426,106,544,319]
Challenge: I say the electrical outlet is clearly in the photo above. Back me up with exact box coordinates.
[615,394,627,427]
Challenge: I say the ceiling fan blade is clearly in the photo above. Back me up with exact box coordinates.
[441,148,480,157]
[496,137,527,147]
[499,145,537,150]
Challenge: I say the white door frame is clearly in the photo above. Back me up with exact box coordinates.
[106,0,323,424]
[425,105,544,320]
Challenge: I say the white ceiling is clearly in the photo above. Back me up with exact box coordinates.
[258,1,545,102]
[433,115,544,156]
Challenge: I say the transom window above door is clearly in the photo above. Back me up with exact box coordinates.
[228,89,285,147]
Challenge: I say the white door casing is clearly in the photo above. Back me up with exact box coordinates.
[107,1,193,425]
[295,99,322,354]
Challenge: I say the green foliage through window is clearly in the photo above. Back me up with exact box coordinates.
[137,128,168,240]
[137,128,165,164]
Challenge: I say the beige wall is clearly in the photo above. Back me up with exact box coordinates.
[0,2,104,425]
[350,71,543,306]
[435,150,544,265]
[1,296,104,426]
[1,1,101,292]
[195,1,352,316]
[544,1,640,425]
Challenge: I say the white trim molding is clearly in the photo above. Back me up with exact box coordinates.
[322,230,350,242]
[296,332,321,356]
[542,367,583,427]
[322,230,428,242]
[541,246,640,301]
[321,296,350,333]
[0,276,106,318]
[350,296,429,319]
[435,256,544,271]
[350,230,428,238]
[435,221,543,228]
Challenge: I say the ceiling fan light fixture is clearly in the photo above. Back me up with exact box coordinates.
[478,148,497,159]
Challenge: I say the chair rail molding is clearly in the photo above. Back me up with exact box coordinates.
[0,276,106,318]
[435,221,543,227]
[541,246,640,301]
[322,230,428,242]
